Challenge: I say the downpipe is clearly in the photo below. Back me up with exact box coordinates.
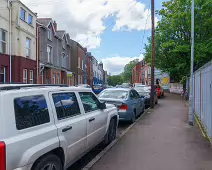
[8,0,12,83]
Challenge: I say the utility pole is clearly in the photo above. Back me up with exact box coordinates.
[150,0,155,108]
[189,0,195,126]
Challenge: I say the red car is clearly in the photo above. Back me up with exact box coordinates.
[155,84,164,98]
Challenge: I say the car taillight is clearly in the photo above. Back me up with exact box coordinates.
[118,104,128,110]
[0,142,6,170]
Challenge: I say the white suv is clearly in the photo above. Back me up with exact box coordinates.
[0,84,119,170]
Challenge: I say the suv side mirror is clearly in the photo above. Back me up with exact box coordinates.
[99,102,106,110]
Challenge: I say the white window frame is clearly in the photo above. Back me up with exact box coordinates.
[47,45,52,63]
[23,69,27,83]
[0,67,6,83]
[78,57,81,68]
[47,29,52,40]
[20,8,26,21]
[28,14,33,25]
[57,73,60,84]
[82,60,84,70]
[61,53,66,68]
[53,73,56,84]
[0,29,6,54]
[62,40,65,49]
[26,38,31,58]
[29,70,33,84]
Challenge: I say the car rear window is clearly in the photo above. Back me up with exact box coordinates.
[99,90,128,99]
[14,95,50,130]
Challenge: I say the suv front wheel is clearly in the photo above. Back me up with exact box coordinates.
[32,154,62,170]
[103,118,117,145]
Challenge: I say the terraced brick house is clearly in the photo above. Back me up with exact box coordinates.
[37,18,71,85]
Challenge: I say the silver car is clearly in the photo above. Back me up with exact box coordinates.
[0,84,118,170]
[99,88,145,123]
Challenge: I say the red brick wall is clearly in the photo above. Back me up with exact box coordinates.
[0,54,37,83]
[0,54,10,82]
[132,62,141,84]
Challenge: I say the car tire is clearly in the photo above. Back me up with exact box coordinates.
[103,118,117,145]
[32,154,62,170]
[155,100,158,104]
[130,110,136,124]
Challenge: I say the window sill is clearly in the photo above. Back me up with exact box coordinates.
[20,18,34,28]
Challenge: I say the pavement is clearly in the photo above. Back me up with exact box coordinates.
[90,93,212,170]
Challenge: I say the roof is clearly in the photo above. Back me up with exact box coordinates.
[37,18,52,27]
[56,30,65,38]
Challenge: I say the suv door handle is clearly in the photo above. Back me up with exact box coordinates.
[62,126,72,132]
[89,118,95,122]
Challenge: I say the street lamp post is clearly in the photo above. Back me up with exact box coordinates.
[188,0,195,126]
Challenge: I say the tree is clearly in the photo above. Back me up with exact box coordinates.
[122,59,140,83]
[144,0,212,82]
[108,75,123,86]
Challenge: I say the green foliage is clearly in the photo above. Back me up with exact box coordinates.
[108,59,140,86]
[122,59,139,83]
[144,0,212,82]
[108,75,123,86]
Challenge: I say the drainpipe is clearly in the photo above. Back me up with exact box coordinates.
[8,0,12,83]
[36,26,42,84]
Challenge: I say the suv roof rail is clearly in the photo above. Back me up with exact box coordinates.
[0,84,69,91]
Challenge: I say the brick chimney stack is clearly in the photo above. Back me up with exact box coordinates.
[53,20,57,31]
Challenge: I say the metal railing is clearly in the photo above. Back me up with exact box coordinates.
[192,60,212,138]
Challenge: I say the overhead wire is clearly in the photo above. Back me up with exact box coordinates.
[140,2,151,56]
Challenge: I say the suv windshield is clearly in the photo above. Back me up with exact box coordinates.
[99,90,128,99]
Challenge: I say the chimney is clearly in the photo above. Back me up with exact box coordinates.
[84,48,87,52]
[53,20,57,31]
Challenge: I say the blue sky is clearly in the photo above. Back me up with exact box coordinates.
[91,0,165,58]
[22,0,167,75]
[90,0,166,75]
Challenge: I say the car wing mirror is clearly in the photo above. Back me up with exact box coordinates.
[99,102,106,110]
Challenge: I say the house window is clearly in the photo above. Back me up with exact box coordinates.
[0,29,6,54]
[62,53,66,68]
[47,45,52,63]
[82,60,84,70]
[20,8,26,21]
[57,73,60,84]
[23,69,27,83]
[28,14,33,25]
[78,57,80,68]
[47,29,52,40]
[0,67,6,83]
[53,73,56,84]
[62,40,65,49]
[29,70,33,84]
[26,38,31,57]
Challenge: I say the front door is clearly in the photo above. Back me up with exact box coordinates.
[79,92,108,150]
[50,92,87,166]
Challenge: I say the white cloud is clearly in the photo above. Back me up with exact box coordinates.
[21,0,158,49]
[102,54,144,75]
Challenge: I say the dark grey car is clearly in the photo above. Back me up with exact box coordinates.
[134,86,158,108]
